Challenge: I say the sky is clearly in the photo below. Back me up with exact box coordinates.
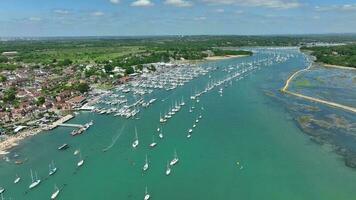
[0,0,356,37]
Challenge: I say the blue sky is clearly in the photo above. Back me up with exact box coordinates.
[0,0,356,36]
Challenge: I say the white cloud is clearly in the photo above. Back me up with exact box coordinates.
[164,0,193,7]
[315,4,356,12]
[202,0,301,9]
[109,0,120,4]
[91,11,105,16]
[194,16,207,21]
[215,8,225,13]
[29,17,41,21]
[131,0,154,7]
[54,9,70,15]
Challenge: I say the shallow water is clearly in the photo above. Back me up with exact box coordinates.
[1,48,356,200]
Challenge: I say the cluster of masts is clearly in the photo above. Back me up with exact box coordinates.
[159,98,186,123]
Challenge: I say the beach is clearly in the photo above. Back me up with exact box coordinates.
[0,114,73,155]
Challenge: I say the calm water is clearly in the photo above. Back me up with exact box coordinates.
[1,48,356,200]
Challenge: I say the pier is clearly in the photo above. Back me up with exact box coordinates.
[58,124,84,128]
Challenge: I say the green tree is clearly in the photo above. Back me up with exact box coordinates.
[74,82,90,93]
[36,96,45,106]
[125,66,135,75]
[0,75,6,82]
[3,87,17,103]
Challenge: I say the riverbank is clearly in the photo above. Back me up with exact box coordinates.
[0,114,74,155]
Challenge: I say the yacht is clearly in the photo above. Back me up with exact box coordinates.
[29,170,41,189]
[132,127,139,148]
[49,161,57,176]
[143,155,149,171]
[149,136,157,148]
[51,185,60,199]
[192,124,196,128]
[144,186,150,200]
[188,128,193,133]
[159,129,164,139]
[0,187,4,194]
[170,150,179,166]
[14,174,21,184]
[77,152,84,167]
[74,149,80,155]
[166,161,171,176]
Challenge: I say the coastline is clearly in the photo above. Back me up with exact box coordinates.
[204,54,249,61]
[0,114,74,156]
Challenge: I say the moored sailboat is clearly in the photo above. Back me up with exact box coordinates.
[132,127,139,148]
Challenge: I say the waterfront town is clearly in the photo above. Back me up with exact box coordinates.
[0,50,157,139]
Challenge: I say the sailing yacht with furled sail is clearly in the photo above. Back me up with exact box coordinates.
[143,154,149,171]
[132,127,139,148]
[14,174,21,184]
[170,150,179,166]
[50,185,60,199]
[49,161,57,176]
[159,128,164,139]
[166,161,171,176]
[144,186,150,200]
[28,169,41,189]
[149,135,157,148]
[77,152,84,167]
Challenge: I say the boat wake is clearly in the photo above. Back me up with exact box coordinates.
[102,123,127,152]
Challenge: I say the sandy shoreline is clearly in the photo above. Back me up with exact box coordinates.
[204,55,249,61]
[323,64,356,70]
[0,114,74,155]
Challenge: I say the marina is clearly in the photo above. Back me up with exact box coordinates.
[0,48,356,199]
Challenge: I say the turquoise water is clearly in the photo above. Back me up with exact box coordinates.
[1,48,356,200]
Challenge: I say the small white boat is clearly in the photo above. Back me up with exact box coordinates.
[198,115,202,119]
[143,155,149,171]
[188,128,193,133]
[195,119,199,123]
[132,127,139,148]
[187,134,192,138]
[14,174,21,184]
[73,149,80,155]
[77,152,84,167]
[159,129,164,139]
[170,150,179,166]
[0,187,4,194]
[28,170,41,189]
[51,185,60,199]
[49,161,57,176]
[144,186,150,200]
[149,136,157,148]
[166,162,171,176]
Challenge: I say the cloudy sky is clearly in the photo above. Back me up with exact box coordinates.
[0,0,356,36]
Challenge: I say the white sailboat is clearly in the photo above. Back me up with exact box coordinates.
[28,170,41,189]
[170,150,179,166]
[73,149,80,155]
[144,186,150,200]
[158,128,164,139]
[0,187,4,194]
[49,161,57,176]
[77,152,84,167]
[149,136,157,148]
[132,127,139,148]
[14,174,21,184]
[143,155,149,171]
[165,161,171,176]
[159,113,166,123]
[50,185,60,199]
